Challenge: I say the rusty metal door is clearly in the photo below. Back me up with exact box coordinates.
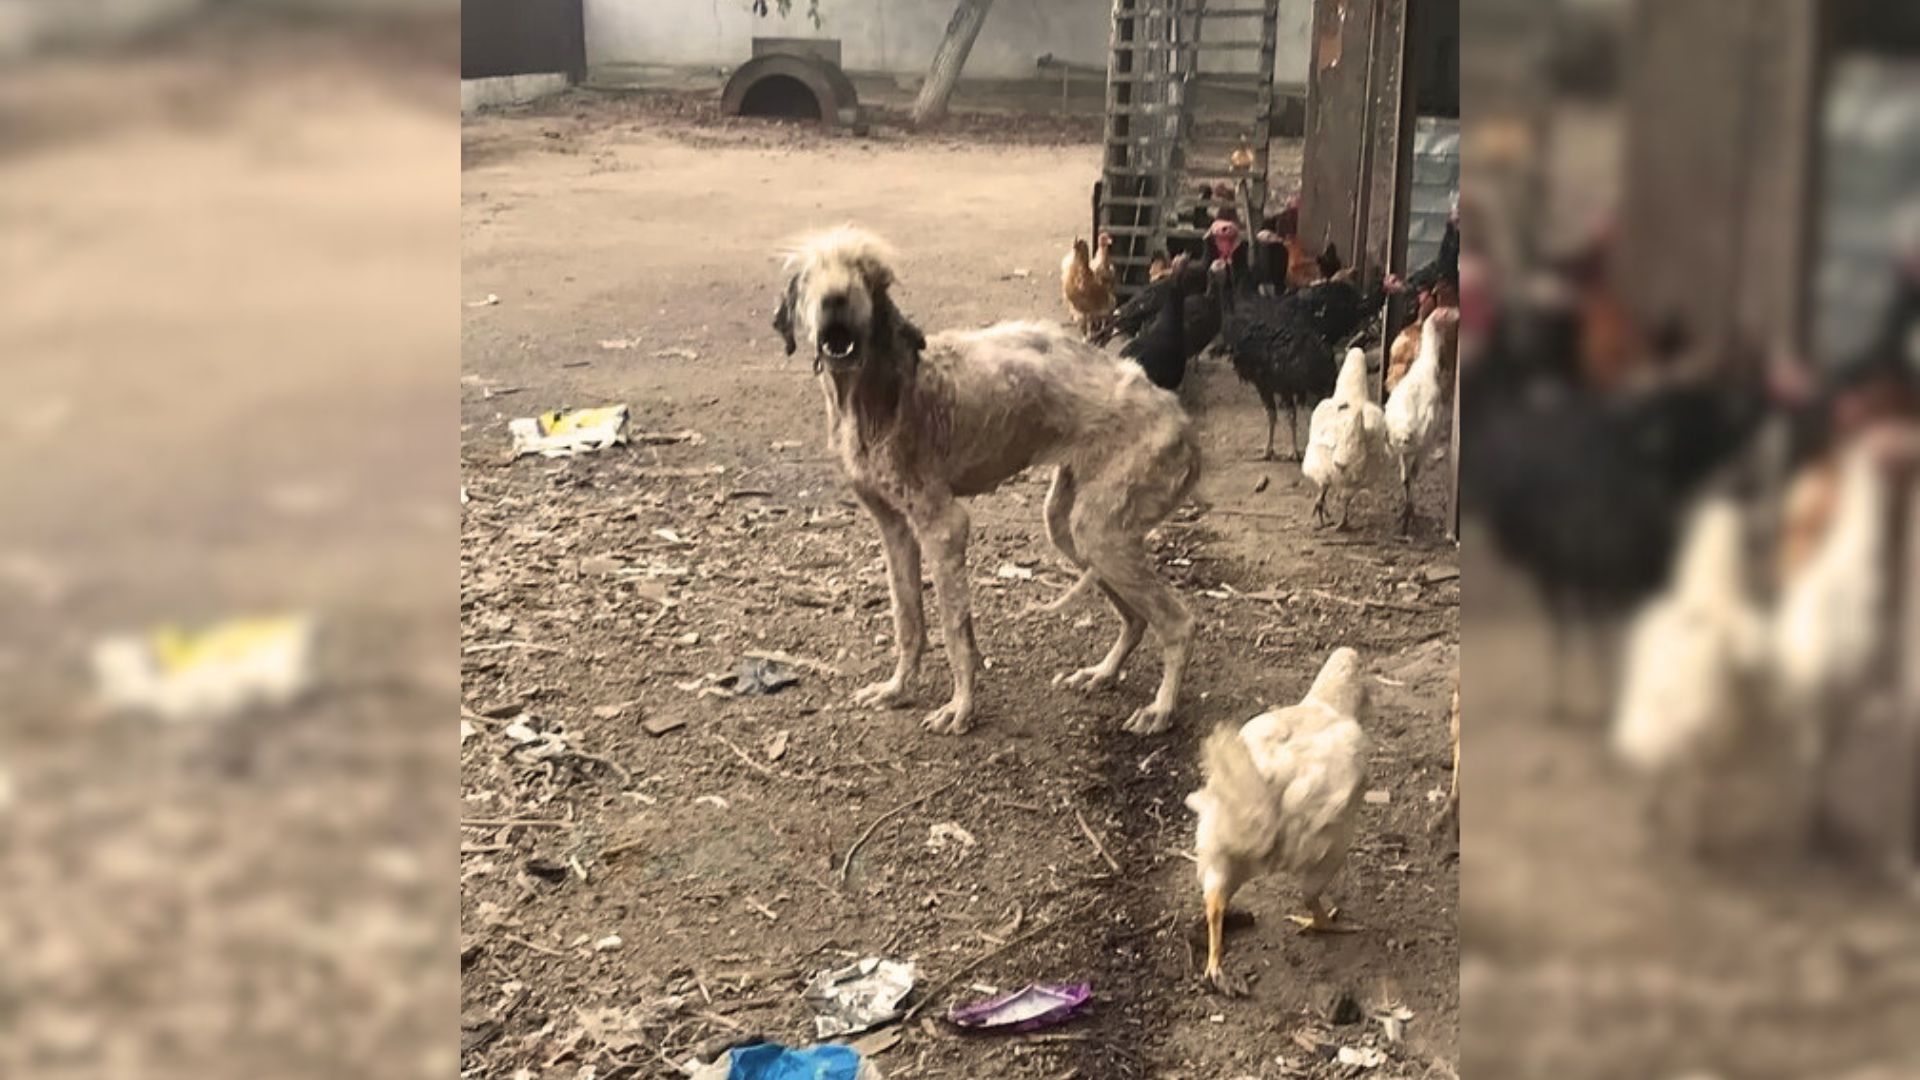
[462,0,586,83]
[1300,0,1415,285]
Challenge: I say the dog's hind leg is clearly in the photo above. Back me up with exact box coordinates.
[1070,489,1193,735]
[852,488,925,710]
[914,498,980,735]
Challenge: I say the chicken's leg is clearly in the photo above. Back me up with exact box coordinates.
[1260,396,1279,461]
[1287,406,1302,460]
[1201,885,1248,996]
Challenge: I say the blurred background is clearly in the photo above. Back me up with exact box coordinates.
[0,2,456,1078]
[1459,0,1920,1077]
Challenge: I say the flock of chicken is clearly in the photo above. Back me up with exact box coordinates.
[1053,189,1466,993]
[1463,216,1919,859]
[1062,190,1464,534]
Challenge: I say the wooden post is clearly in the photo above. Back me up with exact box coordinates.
[912,0,998,128]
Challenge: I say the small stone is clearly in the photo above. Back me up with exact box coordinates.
[642,714,686,737]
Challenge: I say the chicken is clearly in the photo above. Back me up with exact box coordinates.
[1188,647,1371,994]
[1147,251,1172,282]
[1229,135,1255,173]
[1219,271,1391,459]
[1609,498,1769,852]
[1384,291,1460,397]
[1302,346,1388,529]
[1773,441,1890,841]
[1061,235,1116,337]
[1384,308,1455,533]
[1387,214,1462,394]
[1105,253,1206,344]
[1123,259,1231,388]
[1090,230,1116,289]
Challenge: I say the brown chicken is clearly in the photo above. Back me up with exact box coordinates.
[1229,136,1255,173]
[1061,233,1116,336]
[1385,292,1459,398]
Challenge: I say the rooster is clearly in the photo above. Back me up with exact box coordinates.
[1610,498,1770,852]
[1302,346,1388,529]
[1188,647,1371,995]
[1385,308,1456,533]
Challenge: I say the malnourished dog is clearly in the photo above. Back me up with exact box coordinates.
[772,227,1201,735]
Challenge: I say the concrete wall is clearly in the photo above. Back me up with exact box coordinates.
[585,0,1311,86]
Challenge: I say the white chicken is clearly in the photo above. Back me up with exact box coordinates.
[1609,498,1769,849]
[1384,307,1455,533]
[1187,647,1371,994]
[1772,440,1890,837]
[1302,346,1388,529]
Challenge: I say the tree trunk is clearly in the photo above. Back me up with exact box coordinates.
[911,0,997,128]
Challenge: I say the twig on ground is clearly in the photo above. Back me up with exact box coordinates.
[1304,587,1430,615]
[743,648,842,679]
[463,640,565,655]
[462,817,576,830]
[504,934,566,957]
[567,748,632,787]
[713,732,848,788]
[839,780,960,885]
[1072,806,1122,873]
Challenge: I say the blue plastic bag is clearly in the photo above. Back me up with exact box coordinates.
[726,1042,864,1080]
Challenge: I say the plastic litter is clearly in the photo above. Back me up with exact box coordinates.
[687,1041,883,1080]
[1336,1045,1386,1069]
[508,405,630,458]
[948,982,1091,1032]
[91,615,316,722]
[727,656,800,697]
[804,958,916,1038]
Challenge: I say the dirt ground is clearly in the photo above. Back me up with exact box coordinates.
[2,21,456,1080]
[460,91,1458,1079]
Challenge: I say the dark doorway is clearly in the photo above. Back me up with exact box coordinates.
[738,75,824,120]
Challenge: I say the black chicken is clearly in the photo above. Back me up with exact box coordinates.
[1462,294,1765,717]
[1218,272,1391,459]
[1123,259,1230,390]
[1101,256,1209,344]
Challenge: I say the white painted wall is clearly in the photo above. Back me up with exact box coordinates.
[586,0,1312,85]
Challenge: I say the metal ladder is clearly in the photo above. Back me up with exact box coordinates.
[1097,0,1282,297]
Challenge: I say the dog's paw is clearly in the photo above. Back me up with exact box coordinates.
[920,698,974,736]
[1121,704,1174,736]
[1053,665,1119,693]
[851,678,910,709]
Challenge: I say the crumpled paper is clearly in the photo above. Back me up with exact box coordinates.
[803,957,916,1038]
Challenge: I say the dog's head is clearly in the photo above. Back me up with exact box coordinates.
[773,227,924,373]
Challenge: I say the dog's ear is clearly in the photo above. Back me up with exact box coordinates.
[871,289,925,359]
[771,275,798,356]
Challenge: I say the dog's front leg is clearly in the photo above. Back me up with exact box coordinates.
[852,489,924,710]
[915,499,979,735]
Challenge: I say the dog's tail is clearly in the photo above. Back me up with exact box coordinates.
[1035,569,1099,614]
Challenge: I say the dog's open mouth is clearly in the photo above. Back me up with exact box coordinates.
[819,324,858,361]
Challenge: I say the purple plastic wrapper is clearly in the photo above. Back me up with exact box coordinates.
[947,983,1092,1033]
